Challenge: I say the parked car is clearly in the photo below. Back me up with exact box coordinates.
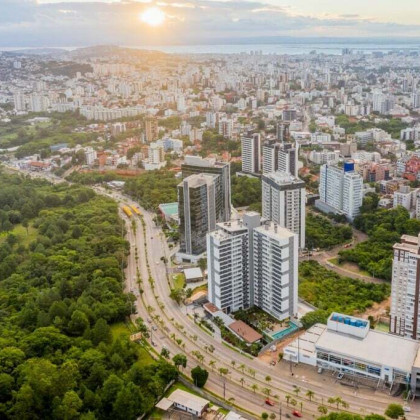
[292,411,302,418]
[265,399,275,406]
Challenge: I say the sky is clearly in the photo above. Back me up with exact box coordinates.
[1,0,420,47]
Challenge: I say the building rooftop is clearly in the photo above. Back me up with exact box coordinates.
[254,221,296,241]
[165,389,209,413]
[316,327,419,373]
[263,171,304,186]
[179,173,218,188]
[228,320,263,344]
[184,267,203,281]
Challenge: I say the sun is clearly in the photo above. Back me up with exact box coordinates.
[140,7,166,27]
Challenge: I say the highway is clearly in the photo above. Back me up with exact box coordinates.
[113,190,420,420]
[6,166,419,419]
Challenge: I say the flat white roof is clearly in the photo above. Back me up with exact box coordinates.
[168,389,209,412]
[316,328,419,373]
[184,267,203,280]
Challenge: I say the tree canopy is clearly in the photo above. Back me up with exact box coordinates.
[0,172,177,419]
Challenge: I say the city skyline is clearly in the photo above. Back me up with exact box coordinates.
[2,0,420,47]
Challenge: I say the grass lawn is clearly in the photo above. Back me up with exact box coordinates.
[0,224,38,247]
[172,273,185,290]
[110,322,155,367]
[110,322,131,341]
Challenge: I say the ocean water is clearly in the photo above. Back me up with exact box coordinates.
[2,41,420,56]
[132,42,420,55]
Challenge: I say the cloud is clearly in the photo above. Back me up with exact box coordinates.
[0,0,419,47]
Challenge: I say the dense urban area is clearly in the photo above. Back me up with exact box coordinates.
[1,44,420,420]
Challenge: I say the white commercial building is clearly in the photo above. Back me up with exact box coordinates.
[207,213,298,321]
[262,171,306,249]
[284,313,420,390]
[241,134,261,174]
[316,162,363,221]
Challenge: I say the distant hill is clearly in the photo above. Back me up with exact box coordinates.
[66,45,166,59]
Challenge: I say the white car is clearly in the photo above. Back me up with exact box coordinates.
[403,406,411,413]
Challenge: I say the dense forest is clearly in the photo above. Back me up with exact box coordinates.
[299,261,390,329]
[0,171,177,419]
[124,170,179,211]
[339,193,420,280]
[306,213,353,250]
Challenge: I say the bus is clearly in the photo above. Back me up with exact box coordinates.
[122,206,133,217]
[130,205,141,216]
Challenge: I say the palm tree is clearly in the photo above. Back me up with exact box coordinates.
[306,390,315,402]
[239,377,245,387]
[290,399,297,408]
[251,384,258,394]
[248,368,256,378]
[318,406,328,415]
[209,360,216,371]
[265,375,272,384]
[231,360,236,369]
[239,363,246,373]
[327,397,337,408]
[285,395,291,406]
[262,388,271,398]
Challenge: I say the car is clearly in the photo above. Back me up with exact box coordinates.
[152,326,157,331]
[317,367,323,374]
[403,406,411,413]
[292,411,302,418]
[337,372,344,380]
[265,399,275,406]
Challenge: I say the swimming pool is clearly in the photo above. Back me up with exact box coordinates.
[268,321,299,341]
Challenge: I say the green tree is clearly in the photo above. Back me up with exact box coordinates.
[191,366,209,388]
[172,354,187,370]
[385,404,404,419]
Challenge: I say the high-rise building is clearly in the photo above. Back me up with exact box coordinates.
[207,213,298,321]
[178,174,218,260]
[262,171,306,249]
[181,156,231,222]
[390,234,420,340]
[278,143,298,177]
[316,162,363,221]
[13,92,26,112]
[276,122,290,142]
[253,221,298,321]
[145,117,158,143]
[262,141,280,175]
[241,134,261,174]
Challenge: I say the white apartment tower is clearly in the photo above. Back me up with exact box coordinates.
[253,221,298,321]
[278,143,299,178]
[262,141,298,177]
[317,162,363,221]
[262,171,306,249]
[262,142,280,175]
[207,213,298,321]
[390,234,420,340]
[241,134,261,174]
